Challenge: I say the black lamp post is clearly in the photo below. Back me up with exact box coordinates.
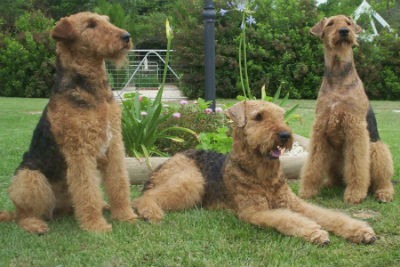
[203,0,216,111]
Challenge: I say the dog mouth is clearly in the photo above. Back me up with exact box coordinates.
[269,145,286,160]
[336,35,356,46]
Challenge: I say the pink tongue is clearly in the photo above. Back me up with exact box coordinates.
[270,149,282,158]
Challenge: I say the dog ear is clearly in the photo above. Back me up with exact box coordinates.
[347,16,362,34]
[225,101,247,128]
[310,17,327,38]
[51,18,76,42]
[354,23,362,34]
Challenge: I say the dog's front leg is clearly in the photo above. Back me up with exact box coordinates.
[289,197,376,244]
[238,208,330,245]
[299,127,331,199]
[66,155,112,232]
[343,125,370,204]
[100,134,138,223]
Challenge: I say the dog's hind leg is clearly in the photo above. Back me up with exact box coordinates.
[132,154,205,223]
[8,169,55,234]
[370,141,394,202]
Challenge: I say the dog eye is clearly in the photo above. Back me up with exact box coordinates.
[327,21,334,27]
[254,113,263,121]
[346,21,351,26]
[87,20,97,28]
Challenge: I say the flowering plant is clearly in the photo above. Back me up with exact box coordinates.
[220,0,257,99]
[220,1,299,123]
[155,98,228,155]
[121,19,195,165]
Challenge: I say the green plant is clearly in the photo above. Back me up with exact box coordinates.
[260,84,300,123]
[0,11,55,98]
[196,126,232,154]
[121,19,196,165]
[156,98,227,154]
[122,94,193,159]
[220,0,257,99]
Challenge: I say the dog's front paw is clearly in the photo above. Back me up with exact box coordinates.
[374,189,394,203]
[138,207,164,224]
[20,218,50,234]
[349,227,376,244]
[111,208,138,223]
[310,229,330,246]
[132,198,164,223]
[81,219,112,232]
[299,188,319,199]
[344,189,366,204]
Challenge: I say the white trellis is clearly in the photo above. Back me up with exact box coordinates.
[353,0,392,41]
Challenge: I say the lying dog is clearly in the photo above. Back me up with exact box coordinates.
[133,100,376,245]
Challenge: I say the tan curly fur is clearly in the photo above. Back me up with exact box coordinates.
[299,15,394,204]
[0,12,137,233]
[133,100,376,245]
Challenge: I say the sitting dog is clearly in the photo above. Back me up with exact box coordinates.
[133,100,376,245]
[0,12,137,233]
[299,15,394,204]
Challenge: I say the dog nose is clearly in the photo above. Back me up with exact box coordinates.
[278,131,291,142]
[339,28,349,37]
[121,32,131,43]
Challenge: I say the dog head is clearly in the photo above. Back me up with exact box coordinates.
[226,100,293,160]
[310,15,361,49]
[51,12,132,65]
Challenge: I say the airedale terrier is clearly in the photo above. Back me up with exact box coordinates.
[132,100,376,245]
[299,15,394,204]
[0,12,137,233]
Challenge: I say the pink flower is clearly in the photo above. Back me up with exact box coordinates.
[139,95,143,102]
[215,107,223,113]
[204,108,213,114]
[180,100,188,105]
[140,111,148,116]
[172,112,181,119]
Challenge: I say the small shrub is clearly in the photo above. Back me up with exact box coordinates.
[156,99,228,155]
[122,94,195,159]
[0,11,55,98]
[196,126,232,154]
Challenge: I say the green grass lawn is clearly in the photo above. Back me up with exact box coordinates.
[0,97,400,266]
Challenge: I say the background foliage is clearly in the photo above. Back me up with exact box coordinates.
[0,10,55,98]
[0,0,399,99]
[172,0,400,100]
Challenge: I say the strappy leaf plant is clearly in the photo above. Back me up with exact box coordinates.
[121,19,196,166]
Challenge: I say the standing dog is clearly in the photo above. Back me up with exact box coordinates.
[133,100,376,245]
[0,12,137,233]
[299,15,394,204]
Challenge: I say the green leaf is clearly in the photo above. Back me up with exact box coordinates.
[261,84,266,100]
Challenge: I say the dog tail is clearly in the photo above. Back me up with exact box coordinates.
[366,105,380,142]
[0,211,16,222]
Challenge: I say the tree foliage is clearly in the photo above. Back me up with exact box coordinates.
[0,0,398,99]
[171,0,400,100]
[0,11,55,98]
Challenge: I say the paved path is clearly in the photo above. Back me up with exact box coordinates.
[113,84,187,102]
